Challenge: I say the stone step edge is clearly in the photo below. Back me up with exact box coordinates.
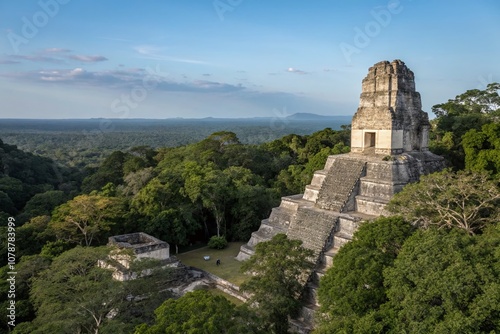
[359,176,406,185]
[355,195,390,204]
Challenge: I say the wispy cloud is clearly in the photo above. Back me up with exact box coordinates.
[8,54,65,64]
[67,55,108,62]
[286,67,309,75]
[0,59,21,64]
[42,48,72,53]
[134,45,208,65]
[2,49,107,64]
[2,67,244,94]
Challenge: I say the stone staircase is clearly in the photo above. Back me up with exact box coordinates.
[287,207,340,259]
[236,194,314,261]
[316,158,366,212]
[235,153,429,332]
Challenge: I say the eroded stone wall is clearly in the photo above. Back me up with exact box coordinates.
[351,60,430,154]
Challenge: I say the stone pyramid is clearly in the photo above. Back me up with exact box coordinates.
[236,60,444,323]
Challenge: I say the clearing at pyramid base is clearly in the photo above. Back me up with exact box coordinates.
[236,59,445,322]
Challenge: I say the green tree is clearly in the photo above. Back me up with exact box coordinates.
[383,227,500,333]
[387,169,500,235]
[17,190,67,223]
[81,151,128,192]
[463,122,500,175]
[122,167,155,196]
[315,217,415,334]
[131,172,199,250]
[240,234,314,334]
[0,176,25,211]
[430,82,499,169]
[182,162,229,237]
[15,215,54,257]
[223,166,278,241]
[134,290,262,334]
[432,82,500,118]
[50,194,125,246]
[148,207,198,254]
[27,246,124,334]
[0,191,15,215]
[0,255,51,332]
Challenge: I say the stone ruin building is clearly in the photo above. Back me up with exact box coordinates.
[99,232,170,281]
[236,59,445,324]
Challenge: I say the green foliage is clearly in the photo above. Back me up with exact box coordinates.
[134,290,263,334]
[15,215,54,258]
[463,122,500,175]
[21,246,176,333]
[430,82,499,169]
[81,151,128,192]
[387,169,500,234]
[384,227,500,333]
[182,162,229,237]
[50,194,126,246]
[240,234,314,334]
[27,246,121,333]
[207,235,228,249]
[316,223,500,334]
[0,139,80,218]
[17,190,68,223]
[0,176,26,213]
[40,240,72,259]
[131,171,200,249]
[0,191,15,215]
[0,255,51,331]
[315,217,415,333]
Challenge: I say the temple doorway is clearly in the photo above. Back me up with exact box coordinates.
[364,132,376,150]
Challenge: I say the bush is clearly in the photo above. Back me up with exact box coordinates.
[207,236,228,249]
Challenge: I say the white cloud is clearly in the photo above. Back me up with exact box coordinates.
[286,67,308,74]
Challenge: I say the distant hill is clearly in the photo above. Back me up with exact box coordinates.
[286,113,351,121]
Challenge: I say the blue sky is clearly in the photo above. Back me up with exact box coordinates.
[0,0,499,119]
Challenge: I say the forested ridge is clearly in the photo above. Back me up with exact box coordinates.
[1,83,499,333]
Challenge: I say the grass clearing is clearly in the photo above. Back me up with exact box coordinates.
[177,242,249,286]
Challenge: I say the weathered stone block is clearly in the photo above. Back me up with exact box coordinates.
[351,60,430,155]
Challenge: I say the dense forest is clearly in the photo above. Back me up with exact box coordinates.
[0,116,351,169]
[0,83,499,333]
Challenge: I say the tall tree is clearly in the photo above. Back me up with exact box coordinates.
[134,290,263,334]
[240,234,314,334]
[429,82,499,168]
[182,162,229,237]
[463,122,500,175]
[27,246,124,334]
[223,166,278,241]
[384,227,500,333]
[50,194,124,246]
[315,217,415,333]
[387,169,500,235]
